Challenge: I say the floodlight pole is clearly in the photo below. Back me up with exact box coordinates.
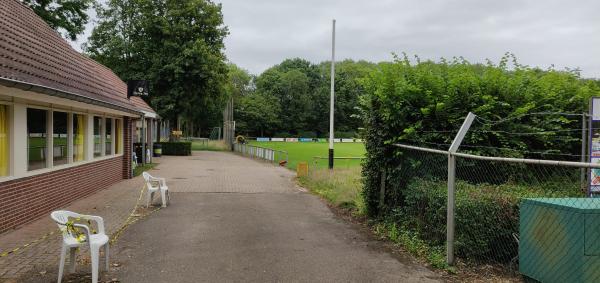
[328,19,336,170]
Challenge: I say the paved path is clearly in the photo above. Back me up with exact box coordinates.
[0,170,145,280]
[110,151,440,282]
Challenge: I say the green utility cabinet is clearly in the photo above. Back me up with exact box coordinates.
[520,198,600,283]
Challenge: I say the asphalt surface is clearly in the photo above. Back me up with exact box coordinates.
[109,152,441,282]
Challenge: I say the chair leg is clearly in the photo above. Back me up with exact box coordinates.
[58,245,67,283]
[146,190,152,208]
[105,243,110,271]
[69,247,77,273]
[91,247,100,283]
[161,190,167,207]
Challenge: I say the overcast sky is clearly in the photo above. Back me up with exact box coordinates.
[73,0,600,78]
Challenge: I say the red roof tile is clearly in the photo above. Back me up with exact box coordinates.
[0,0,156,115]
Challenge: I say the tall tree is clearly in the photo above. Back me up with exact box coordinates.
[235,93,281,137]
[22,0,94,40]
[249,58,375,137]
[226,63,254,99]
[84,0,229,129]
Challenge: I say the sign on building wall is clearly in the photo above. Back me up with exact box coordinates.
[589,97,600,192]
[127,80,149,98]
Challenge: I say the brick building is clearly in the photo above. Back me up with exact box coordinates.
[0,0,158,233]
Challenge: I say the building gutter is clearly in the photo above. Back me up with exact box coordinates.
[0,77,143,115]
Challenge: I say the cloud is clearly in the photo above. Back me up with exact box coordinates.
[73,0,600,77]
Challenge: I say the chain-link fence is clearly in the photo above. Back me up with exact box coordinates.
[386,143,600,281]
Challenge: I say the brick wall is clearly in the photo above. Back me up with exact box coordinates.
[123,117,132,179]
[0,116,133,234]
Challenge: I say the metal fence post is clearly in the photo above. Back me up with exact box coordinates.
[447,154,456,265]
[447,112,476,265]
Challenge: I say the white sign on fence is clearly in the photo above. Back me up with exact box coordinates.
[271,138,284,142]
[590,97,600,192]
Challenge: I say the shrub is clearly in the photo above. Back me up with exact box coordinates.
[334,131,356,138]
[397,178,582,263]
[159,142,191,156]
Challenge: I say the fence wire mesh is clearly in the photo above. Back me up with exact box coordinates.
[388,144,600,282]
[383,146,448,248]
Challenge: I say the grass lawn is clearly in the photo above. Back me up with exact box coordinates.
[249,141,365,170]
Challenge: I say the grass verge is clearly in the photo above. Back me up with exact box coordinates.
[372,221,456,273]
[298,167,366,215]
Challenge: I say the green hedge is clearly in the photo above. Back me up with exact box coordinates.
[398,178,582,263]
[360,54,599,264]
[159,142,191,156]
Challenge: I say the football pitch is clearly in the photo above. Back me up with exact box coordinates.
[249,141,365,170]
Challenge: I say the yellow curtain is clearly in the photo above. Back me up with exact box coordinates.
[0,105,8,176]
[75,114,85,161]
[116,119,122,154]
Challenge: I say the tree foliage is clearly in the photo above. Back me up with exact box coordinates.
[237,58,375,137]
[84,0,229,132]
[23,0,93,40]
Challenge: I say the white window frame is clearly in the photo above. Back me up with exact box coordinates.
[50,109,70,168]
[104,117,114,156]
[25,105,51,172]
[0,84,131,182]
[2,106,125,181]
[92,115,103,158]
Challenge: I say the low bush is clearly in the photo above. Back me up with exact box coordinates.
[191,140,229,151]
[397,178,583,263]
[334,131,356,138]
[159,142,192,156]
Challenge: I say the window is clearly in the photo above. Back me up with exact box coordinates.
[0,105,9,176]
[115,119,122,154]
[105,118,112,155]
[73,114,86,162]
[53,111,68,166]
[27,108,47,171]
[93,117,102,157]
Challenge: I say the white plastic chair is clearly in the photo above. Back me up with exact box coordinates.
[50,210,109,283]
[132,151,138,169]
[143,172,169,207]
